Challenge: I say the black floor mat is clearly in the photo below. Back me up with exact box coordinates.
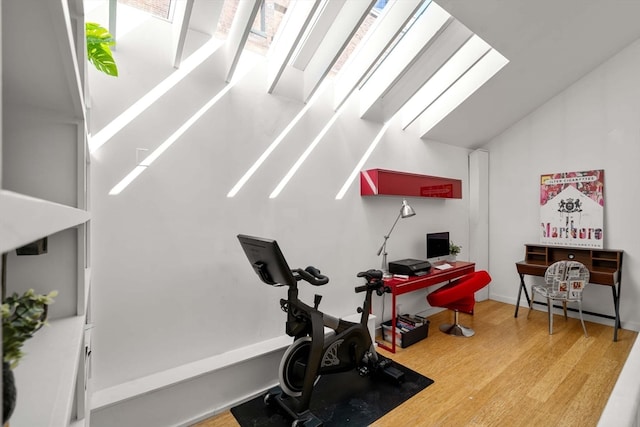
[231,363,433,426]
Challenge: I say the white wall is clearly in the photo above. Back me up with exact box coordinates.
[486,37,640,331]
[88,15,473,393]
[469,149,489,301]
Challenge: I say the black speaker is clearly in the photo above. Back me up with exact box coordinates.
[16,237,48,256]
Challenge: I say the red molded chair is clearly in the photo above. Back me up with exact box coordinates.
[426,270,492,337]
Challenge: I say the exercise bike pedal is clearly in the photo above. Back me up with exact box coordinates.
[263,386,281,406]
[381,364,405,384]
[262,386,324,427]
[357,365,370,376]
[292,413,324,427]
[374,356,405,383]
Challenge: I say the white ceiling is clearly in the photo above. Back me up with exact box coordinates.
[428,0,640,149]
[91,0,640,152]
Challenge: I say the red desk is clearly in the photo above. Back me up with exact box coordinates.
[378,261,475,353]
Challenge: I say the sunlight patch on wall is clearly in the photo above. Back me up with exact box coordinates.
[108,165,147,195]
[226,84,327,198]
[108,56,256,195]
[269,100,349,199]
[90,38,222,153]
[335,121,390,200]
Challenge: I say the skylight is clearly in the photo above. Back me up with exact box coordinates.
[329,0,390,76]
[351,0,508,131]
[372,0,390,15]
[400,34,491,129]
[358,0,431,88]
[100,0,508,198]
[119,0,174,21]
[415,48,509,136]
[216,0,290,56]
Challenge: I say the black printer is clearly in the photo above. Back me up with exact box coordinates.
[388,258,432,276]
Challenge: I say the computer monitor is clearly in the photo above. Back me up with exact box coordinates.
[237,234,296,287]
[427,232,450,262]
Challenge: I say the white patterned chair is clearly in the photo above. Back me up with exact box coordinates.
[527,260,589,337]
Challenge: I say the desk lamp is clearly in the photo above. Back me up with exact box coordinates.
[377,199,416,278]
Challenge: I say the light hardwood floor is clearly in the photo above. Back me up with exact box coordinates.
[194,300,637,427]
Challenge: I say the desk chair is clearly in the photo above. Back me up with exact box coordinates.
[426,270,492,337]
[527,260,589,337]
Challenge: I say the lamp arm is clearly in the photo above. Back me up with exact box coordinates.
[377,211,402,256]
[377,236,388,256]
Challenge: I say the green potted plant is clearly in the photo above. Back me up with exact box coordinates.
[449,241,462,261]
[2,288,57,424]
[3,289,58,368]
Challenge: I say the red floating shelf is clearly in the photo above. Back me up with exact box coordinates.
[360,169,462,199]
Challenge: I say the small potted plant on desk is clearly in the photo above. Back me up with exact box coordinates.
[449,241,461,262]
[2,287,57,425]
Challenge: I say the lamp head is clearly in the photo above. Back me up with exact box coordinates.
[400,199,416,218]
[377,198,416,257]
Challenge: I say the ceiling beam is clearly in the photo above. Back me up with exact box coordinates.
[301,0,377,102]
[267,0,322,94]
[358,2,453,121]
[189,0,225,35]
[290,0,344,71]
[378,20,472,122]
[109,0,117,47]
[401,34,490,129]
[224,0,262,82]
[172,0,194,68]
[173,0,225,68]
[332,0,424,111]
[418,48,508,138]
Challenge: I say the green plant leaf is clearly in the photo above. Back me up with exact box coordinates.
[88,44,118,76]
[86,22,118,77]
[2,290,56,368]
[86,22,115,44]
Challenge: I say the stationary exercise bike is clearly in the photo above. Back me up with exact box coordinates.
[238,234,404,427]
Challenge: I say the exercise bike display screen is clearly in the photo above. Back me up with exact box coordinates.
[238,234,296,287]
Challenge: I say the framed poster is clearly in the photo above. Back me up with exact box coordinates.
[540,170,604,248]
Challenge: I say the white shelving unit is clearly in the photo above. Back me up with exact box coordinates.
[1,0,91,426]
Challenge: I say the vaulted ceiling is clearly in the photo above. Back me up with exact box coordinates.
[113,0,640,149]
[431,0,640,148]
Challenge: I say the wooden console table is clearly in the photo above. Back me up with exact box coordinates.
[515,244,623,341]
[379,261,475,353]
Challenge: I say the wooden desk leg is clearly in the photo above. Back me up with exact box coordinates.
[514,273,530,318]
[612,284,621,342]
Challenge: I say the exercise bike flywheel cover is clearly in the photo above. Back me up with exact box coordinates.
[279,336,320,397]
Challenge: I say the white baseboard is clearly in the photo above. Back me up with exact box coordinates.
[91,316,376,427]
[90,336,289,427]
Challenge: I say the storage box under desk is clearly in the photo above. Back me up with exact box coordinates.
[381,319,429,348]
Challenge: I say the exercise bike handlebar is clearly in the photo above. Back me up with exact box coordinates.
[291,266,387,295]
[354,285,368,293]
[355,269,387,294]
[292,266,329,286]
